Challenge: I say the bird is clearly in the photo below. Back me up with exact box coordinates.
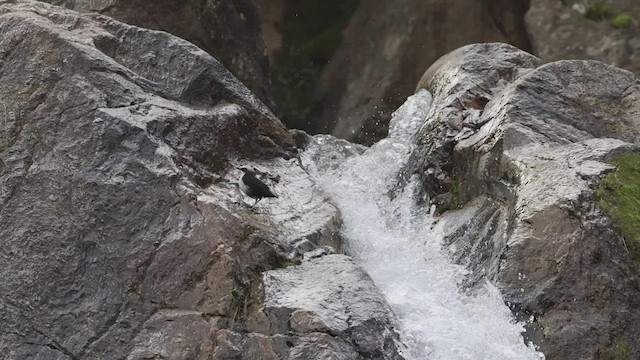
[237,167,277,208]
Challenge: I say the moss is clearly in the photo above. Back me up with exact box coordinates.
[584,1,614,21]
[596,153,640,263]
[281,259,302,268]
[26,82,41,97]
[271,0,360,130]
[597,339,630,360]
[452,182,461,200]
[611,14,632,28]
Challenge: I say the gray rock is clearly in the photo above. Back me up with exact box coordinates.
[407,42,640,359]
[526,0,640,77]
[39,0,275,109]
[0,1,362,359]
[410,42,541,211]
[219,255,405,360]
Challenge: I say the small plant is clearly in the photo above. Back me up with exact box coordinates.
[611,14,632,28]
[221,286,254,328]
[281,260,302,268]
[222,287,240,301]
[451,182,461,200]
[584,0,614,21]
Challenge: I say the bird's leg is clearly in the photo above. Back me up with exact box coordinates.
[251,198,261,209]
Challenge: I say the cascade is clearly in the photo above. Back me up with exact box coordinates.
[302,90,544,360]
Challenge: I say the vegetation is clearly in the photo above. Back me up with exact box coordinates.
[583,0,614,21]
[452,182,461,200]
[611,14,632,28]
[222,287,241,302]
[281,259,302,268]
[596,339,630,360]
[559,0,633,26]
[271,0,360,130]
[222,286,253,327]
[596,153,640,263]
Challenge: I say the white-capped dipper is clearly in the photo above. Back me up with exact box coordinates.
[238,167,277,207]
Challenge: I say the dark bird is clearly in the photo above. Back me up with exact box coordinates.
[238,167,277,207]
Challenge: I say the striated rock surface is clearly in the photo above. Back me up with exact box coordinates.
[215,254,405,360]
[311,0,532,144]
[0,1,404,359]
[526,0,640,77]
[405,43,640,359]
[41,0,275,108]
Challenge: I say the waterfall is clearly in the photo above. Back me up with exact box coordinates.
[302,90,544,360]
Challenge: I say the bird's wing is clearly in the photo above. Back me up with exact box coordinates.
[244,173,277,197]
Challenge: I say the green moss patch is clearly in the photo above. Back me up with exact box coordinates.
[596,339,630,360]
[281,259,302,268]
[596,152,640,263]
[611,14,632,28]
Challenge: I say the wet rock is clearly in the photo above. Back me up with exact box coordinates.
[407,43,640,359]
[311,0,532,144]
[0,1,350,358]
[40,0,275,108]
[217,254,405,360]
[302,134,369,173]
[526,0,640,77]
[410,43,541,211]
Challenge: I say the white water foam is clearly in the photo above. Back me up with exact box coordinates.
[302,90,544,360]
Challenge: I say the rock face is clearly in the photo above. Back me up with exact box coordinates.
[256,0,288,60]
[0,1,403,359]
[41,0,275,108]
[526,0,640,77]
[405,43,640,359]
[218,254,405,360]
[311,0,532,144]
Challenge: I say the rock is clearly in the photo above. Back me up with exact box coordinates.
[218,254,405,360]
[288,129,312,149]
[311,0,532,144]
[256,0,287,60]
[40,0,275,108]
[407,42,640,359]
[410,43,541,211]
[302,134,369,173]
[0,1,355,358]
[126,310,221,360]
[526,0,640,77]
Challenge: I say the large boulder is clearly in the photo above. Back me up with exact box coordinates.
[526,0,640,77]
[405,43,640,359]
[311,0,532,144]
[0,1,403,359]
[215,253,405,360]
[41,0,275,108]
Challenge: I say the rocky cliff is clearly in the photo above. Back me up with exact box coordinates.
[310,0,532,145]
[0,1,403,359]
[405,43,640,359]
[527,0,640,77]
[41,0,275,109]
[262,0,639,145]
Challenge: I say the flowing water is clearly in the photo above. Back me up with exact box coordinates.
[302,90,544,360]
